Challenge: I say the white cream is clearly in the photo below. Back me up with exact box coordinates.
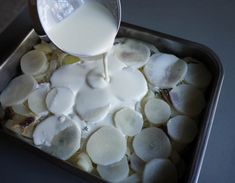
[86,68,109,89]
[33,115,81,160]
[47,2,118,57]
[48,50,148,145]
[110,68,148,102]
[50,63,92,93]
[75,84,113,122]
[46,87,75,115]
[28,84,50,117]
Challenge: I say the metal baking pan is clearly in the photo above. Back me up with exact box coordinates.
[0,22,224,183]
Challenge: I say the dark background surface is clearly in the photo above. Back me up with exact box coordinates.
[0,0,235,182]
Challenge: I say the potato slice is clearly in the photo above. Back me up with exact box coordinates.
[141,90,155,107]
[144,98,171,125]
[46,87,74,115]
[50,64,87,93]
[114,39,151,68]
[144,53,187,89]
[169,84,205,116]
[167,115,198,144]
[4,119,22,135]
[115,37,160,54]
[133,127,171,162]
[76,152,93,173]
[97,156,129,182]
[129,153,145,173]
[21,50,48,76]
[28,85,49,116]
[45,60,58,80]
[0,74,37,107]
[114,108,143,137]
[184,58,212,88]
[110,68,148,102]
[75,86,112,122]
[33,115,81,160]
[143,159,177,183]
[12,103,34,117]
[86,126,126,166]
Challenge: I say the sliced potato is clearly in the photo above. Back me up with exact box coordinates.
[169,84,205,116]
[21,121,37,139]
[86,126,126,166]
[115,37,160,54]
[4,119,22,135]
[28,85,49,116]
[133,127,172,162]
[141,90,155,107]
[144,98,171,125]
[34,71,47,83]
[45,60,58,80]
[75,86,112,122]
[34,42,53,54]
[144,53,187,89]
[76,152,93,173]
[33,115,81,160]
[97,156,129,182]
[184,58,212,88]
[167,115,198,144]
[46,87,74,115]
[143,159,177,183]
[114,108,143,136]
[170,106,180,118]
[21,50,48,76]
[129,153,145,173]
[114,38,151,68]
[50,64,87,93]
[12,103,34,117]
[0,74,37,107]
[110,67,148,102]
